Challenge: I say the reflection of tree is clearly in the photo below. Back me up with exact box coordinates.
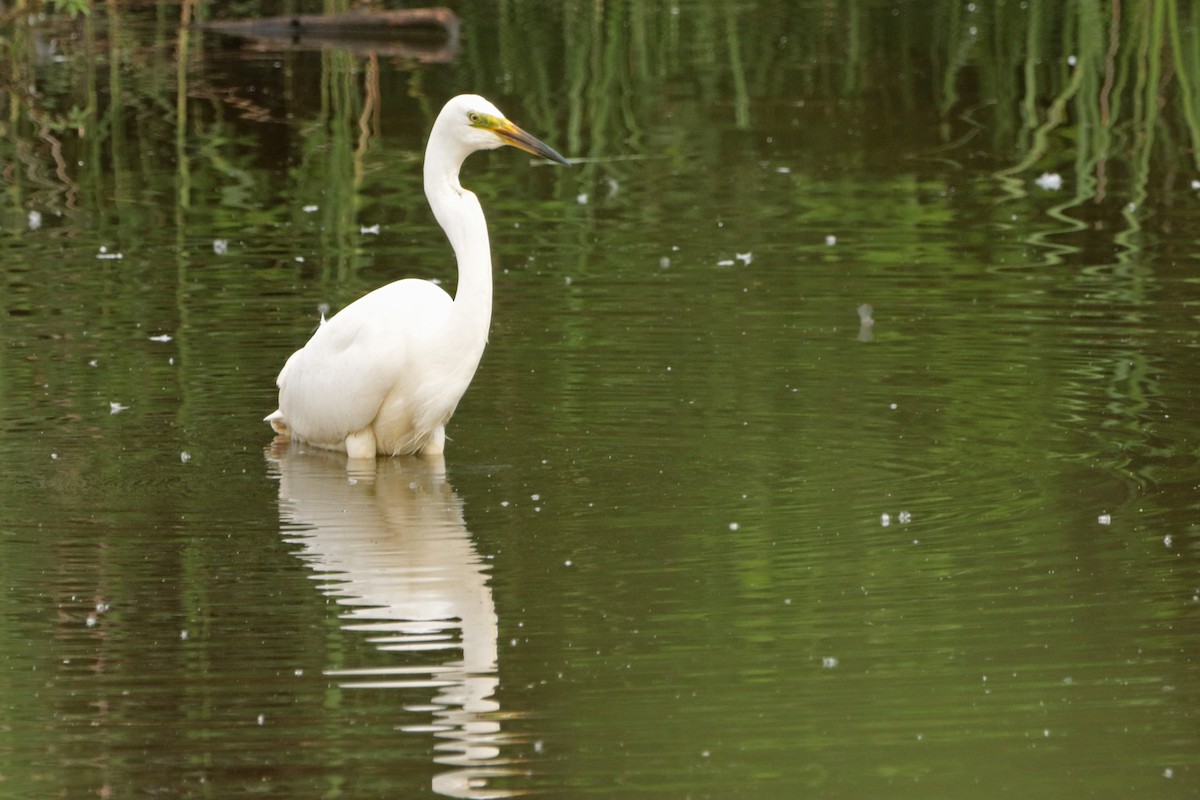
[268,442,528,799]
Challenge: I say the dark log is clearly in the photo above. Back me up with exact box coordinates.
[199,7,460,62]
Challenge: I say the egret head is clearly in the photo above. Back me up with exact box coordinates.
[437,94,570,167]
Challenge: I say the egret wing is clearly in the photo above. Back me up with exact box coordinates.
[276,279,454,447]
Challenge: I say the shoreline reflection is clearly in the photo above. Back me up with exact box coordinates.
[267,440,528,799]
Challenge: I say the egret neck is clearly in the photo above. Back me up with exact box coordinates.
[424,135,494,371]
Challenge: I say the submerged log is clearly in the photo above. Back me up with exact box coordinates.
[199,7,460,62]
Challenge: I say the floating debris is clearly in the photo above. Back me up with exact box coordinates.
[148,334,173,342]
[735,252,753,265]
[1035,172,1063,191]
[576,192,589,205]
[303,204,319,213]
[1097,513,1111,525]
[857,303,874,342]
[212,238,229,255]
[822,656,839,669]
[825,234,837,246]
[109,401,129,415]
[180,451,192,464]
[360,224,380,235]
[96,245,123,260]
[28,210,42,230]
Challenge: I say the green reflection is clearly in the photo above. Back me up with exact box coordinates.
[0,2,1198,799]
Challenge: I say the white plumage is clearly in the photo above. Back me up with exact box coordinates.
[266,94,569,458]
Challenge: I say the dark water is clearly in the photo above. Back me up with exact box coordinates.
[2,2,1198,798]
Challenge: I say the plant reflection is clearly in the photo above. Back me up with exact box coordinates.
[267,441,527,799]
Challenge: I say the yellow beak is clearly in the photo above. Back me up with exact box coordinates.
[494,120,571,166]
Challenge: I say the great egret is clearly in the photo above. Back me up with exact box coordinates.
[266,94,569,458]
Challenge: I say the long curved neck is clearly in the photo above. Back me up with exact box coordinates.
[424,139,493,355]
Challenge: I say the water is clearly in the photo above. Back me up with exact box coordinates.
[2,2,1198,798]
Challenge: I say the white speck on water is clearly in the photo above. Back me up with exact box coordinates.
[729,522,739,531]
[295,669,304,676]
[1163,535,1173,548]
[1043,728,1050,737]
[890,402,898,410]
[294,256,305,263]
[360,224,380,235]
[701,749,711,758]
[1067,54,1077,66]
[1097,513,1111,525]
[564,560,573,567]
[109,402,129,415]
[1035,172,1063,191]
[825,234,837,246]
[96,245,123,260]
[775,166,790,174]
[180,630,188,640]
[822,656,839,669]
[880,513,891,527]
[717,259,735,267]
[28,210,42,230]
[180,451,191,464]
[212,239,229,254]
[534,740,544,754]
[88,359,98,367]
[1191,180,1200,190]
[86,615,97,628]
[531,494,540,501]
[500,501,509,507]
[51,453,58,460]
[303,204,319,213]
[898,511,912,524]
[576,192,589,205]
[660,256,671,269]
[148,334,173,342]
[257,714,265,726]
[735,252,753,265]
[1164,768,1174,779]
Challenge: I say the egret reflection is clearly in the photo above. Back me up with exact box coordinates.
[267,441,527,798]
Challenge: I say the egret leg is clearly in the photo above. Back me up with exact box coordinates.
[345,428,378,459]
[422,425,446,456]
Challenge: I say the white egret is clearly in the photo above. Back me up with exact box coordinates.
[266,94,569,458]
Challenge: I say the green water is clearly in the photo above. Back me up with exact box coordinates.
[2,1,1198,798]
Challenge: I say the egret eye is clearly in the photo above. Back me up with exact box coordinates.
[468,112,481,125]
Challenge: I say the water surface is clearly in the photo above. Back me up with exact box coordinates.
[1,2,1198,798]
